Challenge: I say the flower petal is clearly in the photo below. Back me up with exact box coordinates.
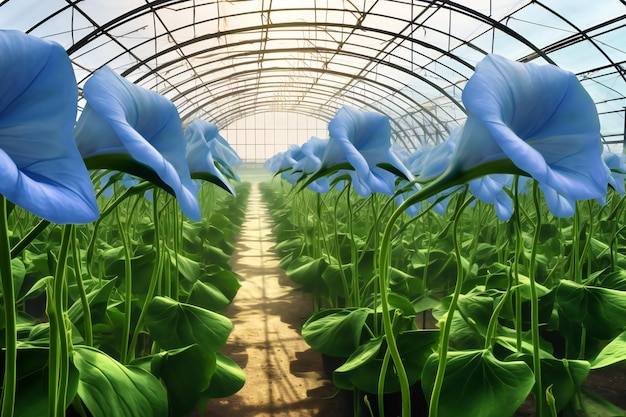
[452,54,609,216]
[0,30,99,224]
[75,66,200,221]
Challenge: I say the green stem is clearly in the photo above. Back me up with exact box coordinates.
[116,203,133,364]
[10,218,50,258]
[428,191,472,417]
[333,187,351,306]
[0,196,17,417]
[378,341,392,417]
[72,227,93,346]
[529,183,544,417]
[48,224,75,417]
[346,187,360,306]
[128,190,163,361]
[512,176,524,353]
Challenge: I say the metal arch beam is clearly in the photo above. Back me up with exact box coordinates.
[116,21,472,104]
[152,52,457,131]
[169,64,449,140]
[167,62,443,131]
[174,74,434,148]
[200,94,416,149]
[521,2,625,82]
[178,80,423,149]
[426,0,556,65]
[176,79,424,148]
[132,39,464,120]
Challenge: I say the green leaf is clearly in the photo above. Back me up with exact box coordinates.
[421,349,534,417]
[146,296,232,352]
[202,353,246,398]
[591,330,626,369]
[187,280,231,312]
[73,346,168,417]
[576,389,626,416]
[169,250,202,283]
[150,345,216,417]
[334,329,439,394]
[285,256,328,288]
[301,308,371,357]
[16,276,52,304]
[509,353,590,414]
[556,280,626,340]
[67,278,116,324]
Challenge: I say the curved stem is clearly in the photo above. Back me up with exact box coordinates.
[346,187,360,306]
[10,218,50,258]
[428,191,472,417]
[128,190,163,361]
[116,203,133,364]
[72,226,92,346]
[333,187,351,306]
[0,196,17,417]
[48,224,74,417]
[529,183,544,417]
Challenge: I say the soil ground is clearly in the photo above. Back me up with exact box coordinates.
[194,182,349,417]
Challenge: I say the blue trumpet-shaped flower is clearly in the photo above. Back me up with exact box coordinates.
[0,30,99,224]
[294,137,332,193]
[320,106,414,197]
[603,151,626,196]
[469,174,515,221]
[184,118,238,195]
[450,54,609,217]
[74,66,200,221]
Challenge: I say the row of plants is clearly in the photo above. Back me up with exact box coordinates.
[1,30,248,417]
[264,54,626,417]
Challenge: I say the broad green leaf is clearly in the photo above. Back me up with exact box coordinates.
[73,346,168,417]
[285,256,328,288]
[206,269,241,302]
[146,296,232,352]
[149,345,216,417]
[67,278,116,324]
[556,280,626,340]
[301,308,371,357]
[169,250,202,283]
[591,330,626,369]
[16,276,52,304]
[509,353,590,414]
[321,262,350,298]
[422,349,534,417]
[202,352,246,398]
[187,280,231,312]
[576,389,626,416]
[13,347,79,417]
[334,329,439,394]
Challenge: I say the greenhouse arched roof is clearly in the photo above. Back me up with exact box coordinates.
[1,0,624,151]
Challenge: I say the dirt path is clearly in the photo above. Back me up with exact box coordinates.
[201,182,349,417]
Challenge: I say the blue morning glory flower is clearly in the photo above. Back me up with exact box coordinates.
[184,118,238,195]
[74,66,201,221]
[0,30,99,224]
[320,106,414,197]
[602,151,626,196]
[469,174,514,221]
[450,54,609,217]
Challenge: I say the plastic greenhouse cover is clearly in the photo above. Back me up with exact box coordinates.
[0,0,623,150]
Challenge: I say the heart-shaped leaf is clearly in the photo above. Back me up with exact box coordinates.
[73,346,168,417]
[301,308,371,357]
[422,349,534,417]
[146,296,232,352]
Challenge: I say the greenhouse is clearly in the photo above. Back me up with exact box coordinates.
[0,1,625,416]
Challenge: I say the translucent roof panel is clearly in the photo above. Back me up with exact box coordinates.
[0,0,624,156]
